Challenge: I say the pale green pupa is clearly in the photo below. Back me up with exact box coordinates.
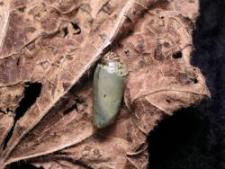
[93,52,127,128]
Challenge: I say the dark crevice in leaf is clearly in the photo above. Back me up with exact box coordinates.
[61,96,86,115]
[63,103,78,115]
[193,78,198,84]
[17,7,26,13]
[71,22,81,34]
[63,27,69,37]
[2,82,42,149]
[172,51,182,59]
[15,82,42,120]
[8,162,43,169]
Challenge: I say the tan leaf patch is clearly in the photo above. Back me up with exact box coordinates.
[0,0,209,169]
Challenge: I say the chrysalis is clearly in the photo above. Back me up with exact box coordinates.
[93,52,127,128]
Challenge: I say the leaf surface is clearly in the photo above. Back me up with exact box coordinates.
[0,0,208,169]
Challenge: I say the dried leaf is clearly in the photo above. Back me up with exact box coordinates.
[0,0,209,169]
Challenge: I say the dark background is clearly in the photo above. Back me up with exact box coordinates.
[149,0,225,169]
[10,0,225,169]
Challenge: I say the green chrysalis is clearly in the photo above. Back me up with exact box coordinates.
[93,52,127,128]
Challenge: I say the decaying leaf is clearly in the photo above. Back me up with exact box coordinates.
[0,0,209,169]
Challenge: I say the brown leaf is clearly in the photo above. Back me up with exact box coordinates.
[0,0,209,169]
[1,0,147,160]
[0,113,14,146]
[0,83,24,145]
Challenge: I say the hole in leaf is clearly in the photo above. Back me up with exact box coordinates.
[63,27,69,37]
[9,162,43,169]
[16,57,20,66]
[172,51,182,59]
[124,49,129,55]
[63,103,78,115]
[193,78,198,84]
[18,7,26,12]
[2,82,42,149]
[15,82,42,120]
[71,22,81,34]
[166,99,171,103]
[177,73,198,85]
